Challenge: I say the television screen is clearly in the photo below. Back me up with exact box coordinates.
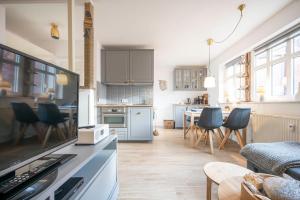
[0,44,79,177]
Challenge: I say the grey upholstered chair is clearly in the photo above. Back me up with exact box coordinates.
[38,103,68,147]
[11,102,43,144]
[219,108,251,149]
[194,107,223,154]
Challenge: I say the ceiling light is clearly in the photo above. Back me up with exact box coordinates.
[56,73,68,85]
[204,39,216,88]
[51,23,60,40]
[204,4,246,89]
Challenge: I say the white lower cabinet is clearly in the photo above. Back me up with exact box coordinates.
[110,128,128,141]
[80,153,117,200]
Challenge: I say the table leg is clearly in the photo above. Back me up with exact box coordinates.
[242,128,247,145]
[183,113,187,139]
[190,125,195,146]
[206,176,212,200]
[208,131,214,154]
[190,114,196,146]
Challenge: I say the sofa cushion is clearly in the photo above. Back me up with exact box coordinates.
[240,142,300,175]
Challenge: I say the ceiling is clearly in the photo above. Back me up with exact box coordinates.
[3,0,293,64]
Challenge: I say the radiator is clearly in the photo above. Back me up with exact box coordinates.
[252,114,300,142]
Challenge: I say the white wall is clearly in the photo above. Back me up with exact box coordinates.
[5,31,56,62]
[209,0,300,116]
[0,5,5,43]
[153,50,206,126]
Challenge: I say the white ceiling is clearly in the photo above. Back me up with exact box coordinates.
[4,0,292,64]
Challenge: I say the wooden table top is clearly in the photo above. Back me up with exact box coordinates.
[218,176,243,200]
[203,162,251,185]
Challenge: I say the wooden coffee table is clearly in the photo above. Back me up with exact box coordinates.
[218,176,243,200]
[203,162,251,200]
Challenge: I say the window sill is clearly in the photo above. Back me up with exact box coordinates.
[219,100,300,104]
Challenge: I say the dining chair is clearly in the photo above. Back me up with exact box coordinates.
[194,107,223,154]
[37,103,69,147]
[184,115,200,136]
[11,102,43,144]
[219,108,251,149]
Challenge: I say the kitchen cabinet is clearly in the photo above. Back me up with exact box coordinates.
[173,105,187,128]
[130,50,154,84]
[173,104,205,128]
[174,68,207,91]
[110,128,127,141]
[128,107,153,140]
[101,49,154,85]
[102,50,129,84]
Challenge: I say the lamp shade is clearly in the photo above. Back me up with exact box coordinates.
[56,73,68,85]
[257,86,265,94]
[0,80,11,89]
[0,74,11,89]
[204,76,216,88]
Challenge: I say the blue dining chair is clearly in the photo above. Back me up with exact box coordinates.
[38,103,69,147]
[11,102,43,144]
[219,108,251,149]
[194,107,223,154]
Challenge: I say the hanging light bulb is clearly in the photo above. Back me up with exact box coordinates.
[204,38,216,88]
[204,4,246,88]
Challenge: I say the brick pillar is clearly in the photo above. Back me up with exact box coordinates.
[83,2,94,88]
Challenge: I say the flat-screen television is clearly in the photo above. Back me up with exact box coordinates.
[0,44,79,177]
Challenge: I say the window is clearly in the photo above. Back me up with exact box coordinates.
[254,68,267,92]
[31,61,63,99]
[0,49,21,95]
[271,62,286,96]
[253,25,300,101]
[293,57,300,95]
[224,57,246,102]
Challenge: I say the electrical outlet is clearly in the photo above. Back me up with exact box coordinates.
[289,124,296,132]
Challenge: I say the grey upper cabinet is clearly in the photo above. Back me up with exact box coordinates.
[130,50,154,84]
[128,107,153,141]
[101,49,154,85]
[174,67,207,91]
[102,50,129,84]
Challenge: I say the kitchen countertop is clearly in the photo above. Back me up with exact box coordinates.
[173,104,208,106]
[96,104,153,107]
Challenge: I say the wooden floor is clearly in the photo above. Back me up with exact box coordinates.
[117,128,246,200]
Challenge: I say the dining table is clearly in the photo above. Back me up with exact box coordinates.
[183,109,248,147]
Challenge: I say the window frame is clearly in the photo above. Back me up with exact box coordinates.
[253,32,300,102]
[32,62,56,95]
[224,56,246,102]
[0,49,22,94]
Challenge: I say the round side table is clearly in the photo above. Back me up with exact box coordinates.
[203,162,251,200]
[218,176,243,200]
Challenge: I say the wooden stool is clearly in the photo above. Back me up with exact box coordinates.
[203,162,251,200]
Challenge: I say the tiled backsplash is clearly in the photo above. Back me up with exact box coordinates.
[106,85,153,104]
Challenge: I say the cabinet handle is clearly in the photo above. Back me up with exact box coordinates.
[136,112,141,115]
